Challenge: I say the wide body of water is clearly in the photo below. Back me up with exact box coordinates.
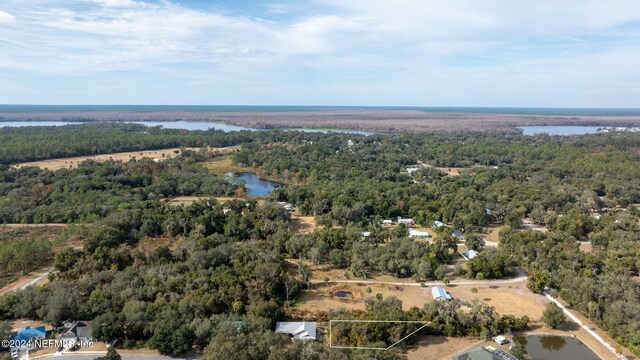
[0,121,81,127]
[518,126,603,136]
[514,335,600,360]
[2,105,640,116]
[227,172,280,196]
[0,120,374,135]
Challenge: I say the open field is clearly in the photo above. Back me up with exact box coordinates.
[3,109,640,134]
[12,146,238,170]
[165,196,238,206]
[13,147,190,170]
[202,155,250,175]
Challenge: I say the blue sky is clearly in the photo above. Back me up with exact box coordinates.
[0,0,640,106]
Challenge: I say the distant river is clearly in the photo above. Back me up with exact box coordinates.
[0,120,374,135]
[518,126,602,136]
[0,121,80,127]
[125,121,375,135]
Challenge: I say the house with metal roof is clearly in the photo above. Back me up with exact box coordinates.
[431,286,452,301]
[460,250,479,260]
[11,326,47,351]
[450,346,502,360]
[409,229,430,239]
[275,322,317,340]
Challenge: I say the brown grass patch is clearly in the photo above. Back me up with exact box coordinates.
[292,216,319,233]
[13,147,192,170]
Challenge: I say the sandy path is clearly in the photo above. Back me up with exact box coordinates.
[0,268,53,295]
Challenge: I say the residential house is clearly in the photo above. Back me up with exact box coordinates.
[11,326,47,351]
[361,231,371,238]
[409,229,430,239]
[452,229,465,240]
[277,202,296,213]
[460,250,479,260]
[450,346,504,360]
[433,221,446,228]
[431,286,452,301]
[406,167,420,174]
[275,322,317,340]
[397,217,415,226]
[58,321,94,345]
[382,219,393,226]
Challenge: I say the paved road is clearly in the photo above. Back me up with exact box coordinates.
[543,292,628,360]
[310,268,527,287]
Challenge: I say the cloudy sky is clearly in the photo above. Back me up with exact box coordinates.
[0,0,639,106]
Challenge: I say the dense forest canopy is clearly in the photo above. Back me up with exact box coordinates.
[0,124,639,357]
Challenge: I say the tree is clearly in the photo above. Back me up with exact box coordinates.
[0,320,11,343]
[511,341,528,360]
[104,347,122,360]
[543,302,567,329]
[465,234,485,251]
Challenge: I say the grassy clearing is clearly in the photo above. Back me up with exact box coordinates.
[165,196,265,207]
[202,155,250,175]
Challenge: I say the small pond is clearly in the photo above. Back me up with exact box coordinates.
[335,291,353,298]
[518,126,603,136]
[514,335,600,360]
[226,172,280,196]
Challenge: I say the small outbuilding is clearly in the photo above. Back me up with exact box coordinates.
[493,335,508,345]
[431,286,452,301]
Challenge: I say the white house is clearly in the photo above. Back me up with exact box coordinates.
[275,322,317,340]
[361,231,371,238]
[460,250,478,260]
[382,219,393,226]
[409,229,430,239]
[277,202,296,212]
[433,221,446,228]
[398,217,415,226]
[406,167,420,174]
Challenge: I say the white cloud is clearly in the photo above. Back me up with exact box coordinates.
[0,10,15,23]
[0,0,639,105]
